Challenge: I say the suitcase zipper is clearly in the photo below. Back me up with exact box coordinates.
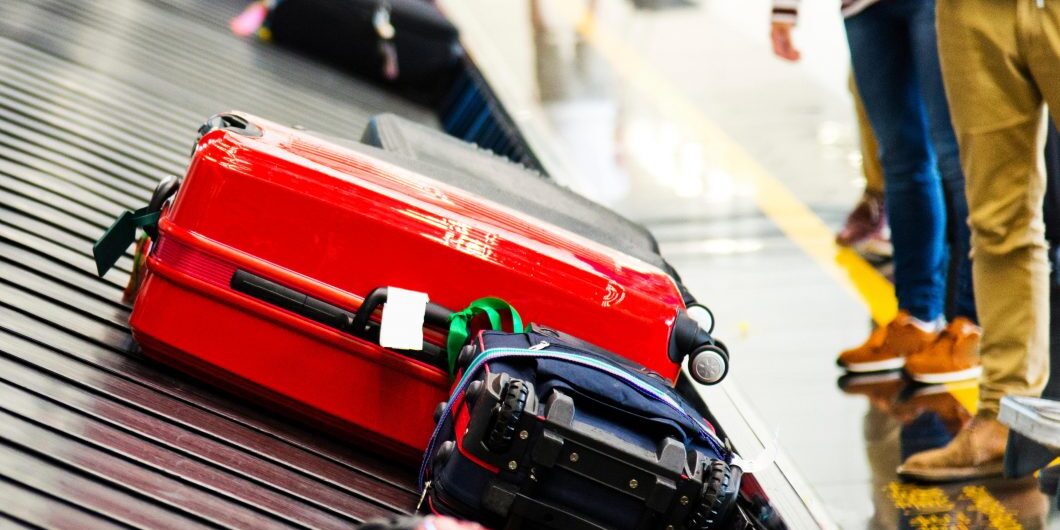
[421,346,730,486]
[457,347,725,445]
[416,481,431,511]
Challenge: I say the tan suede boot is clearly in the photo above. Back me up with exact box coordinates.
[896,414,1007,482]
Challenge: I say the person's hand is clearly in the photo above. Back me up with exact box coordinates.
[770,21,801,61]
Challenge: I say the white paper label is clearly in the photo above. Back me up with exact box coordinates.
[378,287,429,350]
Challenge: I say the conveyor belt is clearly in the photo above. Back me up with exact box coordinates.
[0,0,439,527]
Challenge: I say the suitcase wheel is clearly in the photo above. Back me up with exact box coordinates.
[434,441,456,467]
[485,379,528,453]
[456,344,477,372]
[434,401,447,424]
[688,345,729,386]
[466,380,484,405]
[685,303,715,334]
[687,460,738,530]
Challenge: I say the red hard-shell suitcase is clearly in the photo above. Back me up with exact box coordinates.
[117,112,719,458]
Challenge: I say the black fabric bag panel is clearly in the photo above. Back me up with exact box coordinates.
[423,331,735,529]
[267,0,461,85]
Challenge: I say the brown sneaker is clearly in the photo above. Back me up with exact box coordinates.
[896,414,1007,482]
[904,318,982,384]
[838,312,938,373]
[837,192,888,248]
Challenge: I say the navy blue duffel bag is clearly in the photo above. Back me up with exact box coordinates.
[419,327,742,530]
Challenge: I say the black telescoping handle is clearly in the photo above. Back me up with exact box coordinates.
[231,270,358,332]
[230,270,453,349]
[349,287,452,336]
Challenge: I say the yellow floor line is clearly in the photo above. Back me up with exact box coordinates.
[555,5,898,326]
[943,380,980,414]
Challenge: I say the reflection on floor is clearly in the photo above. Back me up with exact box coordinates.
[443,0,1060,527]
[844,375,1054,529]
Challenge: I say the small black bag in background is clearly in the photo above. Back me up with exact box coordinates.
[265,0,462,91]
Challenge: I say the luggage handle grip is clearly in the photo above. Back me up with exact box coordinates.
[147,175,182,216]
[230,272,453,358]
[350,286,453,336]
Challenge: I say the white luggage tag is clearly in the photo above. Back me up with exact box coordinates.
[379,287,429,350]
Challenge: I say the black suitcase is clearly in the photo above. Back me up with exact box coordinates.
[360,113,697,305]
[265,0,462,88]
[435,63,544,171]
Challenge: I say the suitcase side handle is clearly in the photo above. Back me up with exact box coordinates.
[232,270,358,332]
[231,271,453,368]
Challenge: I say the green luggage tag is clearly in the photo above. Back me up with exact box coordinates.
[446,297,524,376]
[92,207,160,277]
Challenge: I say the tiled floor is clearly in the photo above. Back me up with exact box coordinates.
[445,0,1060,527]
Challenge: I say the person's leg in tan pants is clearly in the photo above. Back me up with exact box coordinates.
[898,0,1055,482]
[852,75,885,199]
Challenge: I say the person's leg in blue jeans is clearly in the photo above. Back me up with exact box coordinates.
[838,0,984,384]
[847,1,947,324]
[838,0,947,372]
[907,0,977,324]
